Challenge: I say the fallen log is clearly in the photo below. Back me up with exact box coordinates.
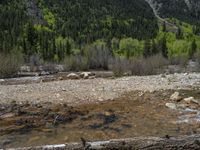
[6,135,200,150]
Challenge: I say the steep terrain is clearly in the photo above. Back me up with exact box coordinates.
[146,0,200,24]
[0,0,157,48]
[0,0,200,62]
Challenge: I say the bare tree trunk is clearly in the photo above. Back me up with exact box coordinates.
[11,135,200,150]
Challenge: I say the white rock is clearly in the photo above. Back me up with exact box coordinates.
[89,76,96,79]
[40,71,50,76]
[20,65,31,72]
[80,72,92,79]
[58,77,63,80]
[67,73,80,79]
[55,65,64,72]
[56,93,60,98]
[0,79,5,82]
[184,97,199,104]
[165,103,177,110]
[170,92,182,101]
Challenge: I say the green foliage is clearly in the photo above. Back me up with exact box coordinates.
[118,38,143,58]
[55,36,74,60]
[176,27,183,39]
[1,0,200,64]
[0,0,158,62]
[168,40,190,57]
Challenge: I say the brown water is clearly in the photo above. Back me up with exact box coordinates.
[1,90,200,148]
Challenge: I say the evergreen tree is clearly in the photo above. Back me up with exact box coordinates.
[151,39,158,55]
[176,26,183,39]
[26,23,38,56]
[159,36,168,58]
[162,21,167,32]
[143,39,151,58]
[189,39,197,58]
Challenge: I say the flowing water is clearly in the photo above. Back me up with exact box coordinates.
[1,90,200,148]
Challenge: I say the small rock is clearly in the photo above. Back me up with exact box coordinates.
[98,97,103,101]
[20,65,31,72]
[160,74,166,78]
[184,97,199,104]
[0,113,15,119]
[62,88,66,91]
[35,73,40,77]
[40,71,50,76]
[104,111,111,116]
[55,65,64,72]
[165,103,177,110]
[67,73,80,79]
[58,77,63,80]
[56,93,60,98]
[170,92,182,102]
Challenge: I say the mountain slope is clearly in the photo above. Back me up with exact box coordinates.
[146,0,200,24]
[0,0,199,62]
[0,0,158,60]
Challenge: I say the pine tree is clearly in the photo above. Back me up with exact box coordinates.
[162,21,167,32]
[176,26,183,39]
[151,39,158,55]
[159,36,168,58]
[27,23,38,55]
[189,39,197,58]
[143,39,151,58]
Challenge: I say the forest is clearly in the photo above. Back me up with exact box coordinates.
[0,0,200,77]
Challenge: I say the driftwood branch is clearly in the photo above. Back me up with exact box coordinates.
[7,135,200,150]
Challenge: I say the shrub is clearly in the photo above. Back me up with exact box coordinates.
[109,57,130,77]
[0,51,24,78]
[129,55,167,75]
[169,56,188,67]
[110,54,169,76]
[84,41,111,70]
[63,55,89,71]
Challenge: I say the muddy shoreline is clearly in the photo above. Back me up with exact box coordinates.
[1,90,200,148]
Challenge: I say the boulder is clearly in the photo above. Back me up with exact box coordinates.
[80,72,93,79]
[165,103,177,110]
[183,97,199,104]
[67,73,80,79]
[88,76,96,79]
[170,92,182,102]
[0,79,5,82]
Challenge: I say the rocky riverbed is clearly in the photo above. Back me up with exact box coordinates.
[1,73,200,149]
[0,73,200,105]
